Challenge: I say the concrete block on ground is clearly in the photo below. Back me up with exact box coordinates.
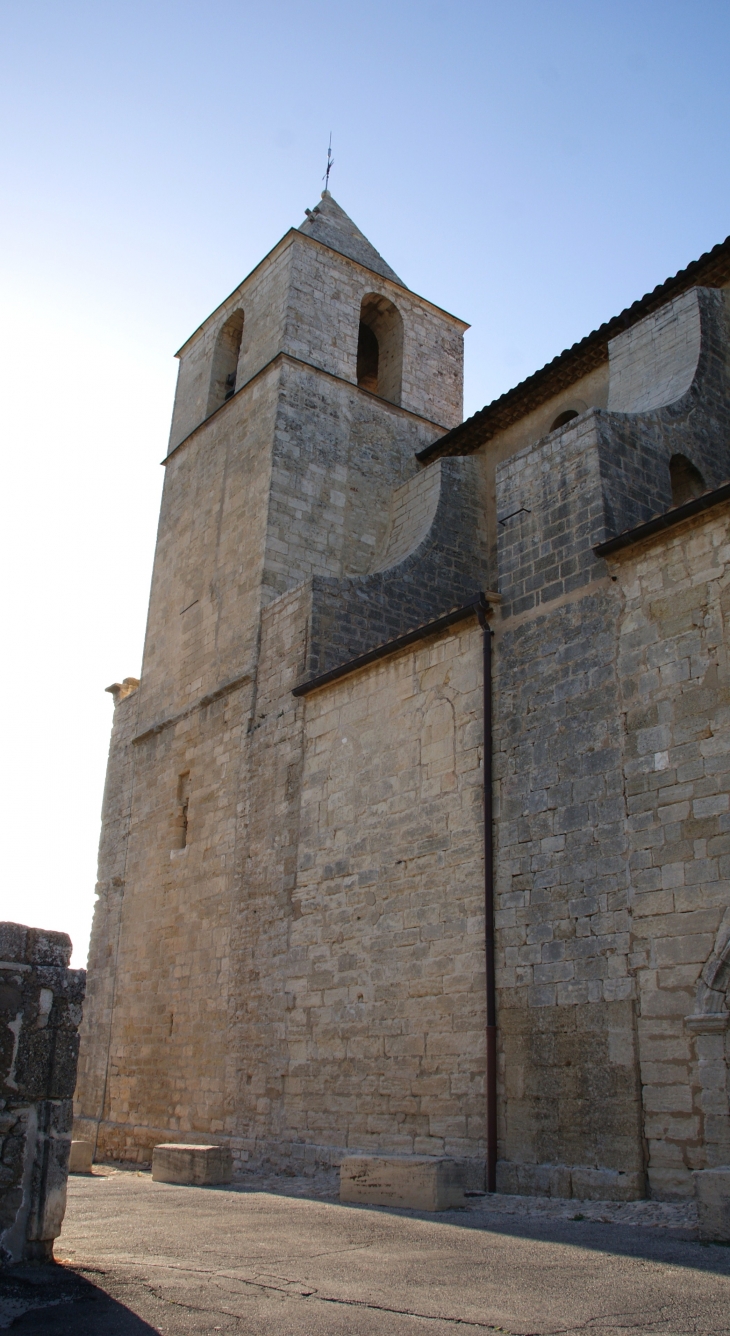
[68,1141,93,1174]
[340,1155,466,1211]
[694,1167,730,1241]
[151,1144,232,1186]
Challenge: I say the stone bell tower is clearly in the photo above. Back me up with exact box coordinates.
[74,192,482,1163]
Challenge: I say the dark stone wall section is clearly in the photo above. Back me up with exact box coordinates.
[496,288,730,622]
[597,288,730,539]
[306,456,490,677]
[0,922,85,1265]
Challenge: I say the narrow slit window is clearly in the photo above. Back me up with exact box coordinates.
[174,772,191,850]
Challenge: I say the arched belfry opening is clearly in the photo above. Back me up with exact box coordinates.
[550,409,579,432]
[356,294,403,406]
[207,309,244,416]
[670,453,705,507]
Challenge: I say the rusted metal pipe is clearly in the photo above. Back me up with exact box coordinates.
[477,596,497,1193]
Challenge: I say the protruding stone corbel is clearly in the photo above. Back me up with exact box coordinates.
[105,677,140,706]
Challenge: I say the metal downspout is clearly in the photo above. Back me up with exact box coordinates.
[477,597,497,1193]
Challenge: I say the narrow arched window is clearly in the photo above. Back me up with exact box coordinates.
[550,409,579,432]
[669,454,705,507]
[356,294,403,406]
[207,309,244,416]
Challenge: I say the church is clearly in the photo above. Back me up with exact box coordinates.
[74,192,730,1202]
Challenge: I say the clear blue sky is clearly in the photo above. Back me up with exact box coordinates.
[1,0,729,962]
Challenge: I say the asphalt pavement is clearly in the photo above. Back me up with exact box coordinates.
[1,1167,729,1334]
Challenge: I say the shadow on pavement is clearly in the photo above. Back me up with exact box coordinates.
[185,1177,730,1280]
[0,1264,158,1334]
[418,1204,730,1276]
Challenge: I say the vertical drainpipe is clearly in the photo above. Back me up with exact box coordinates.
[477,596,497,1193]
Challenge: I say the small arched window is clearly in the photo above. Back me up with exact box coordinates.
[550,409,579,432]
[356,294,403,406]
[670,454,705,507]
[207,309,244,416]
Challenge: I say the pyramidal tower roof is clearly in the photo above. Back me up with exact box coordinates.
[298,191,406,288]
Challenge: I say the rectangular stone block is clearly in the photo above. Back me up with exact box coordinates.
[570,1167,644,1201]
[694,1167,730,1241]
[340,1155,466,1211]
[68,1140,93,1174]
[151,1144,232,1186]
[496,1160,572,1199]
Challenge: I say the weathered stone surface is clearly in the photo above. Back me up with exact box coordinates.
[151,1144,232,1186]
[68,1141,93,1174]
[340,1154,466,1210]
[0,922,85,1264]
[75,195,730,1207]
[694,1166,730,1240]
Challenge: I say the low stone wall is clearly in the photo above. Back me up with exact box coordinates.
[0,922,86,1264]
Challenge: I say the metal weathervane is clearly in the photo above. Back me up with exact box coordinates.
[323,134,334,191]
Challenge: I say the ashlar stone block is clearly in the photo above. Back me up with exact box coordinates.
[694,1167,730,1241]
[340,1154,466,1210]
[151,1144,232,1186]
[68,1141,93,1174]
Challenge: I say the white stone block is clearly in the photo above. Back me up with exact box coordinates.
[340,1155,466,1211]
[68,1140,93,1174]
[152,1143,232,1186]
[694,1167,730,1241]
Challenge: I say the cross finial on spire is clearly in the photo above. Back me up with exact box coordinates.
[322,133,334,193]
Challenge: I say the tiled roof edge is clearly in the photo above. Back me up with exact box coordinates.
[417,235,730,463]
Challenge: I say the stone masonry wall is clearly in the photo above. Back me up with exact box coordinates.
[607,288,702,415]
[285,618,487,1166]
[1,924,85,1264]
[285,237,466,428]
[608,505,730,1198]
[75,203,465,1167]
[82,675,253,1164]
[168,244,293,452]
[493,417,645,1200]
[140,364,277,732]
[79,186,730,1205]
[74,678,139,1145]
[491,321,730,1199]
[263,359,441,602]
[597,288,730,539]
[306,457,490,678]
[170,221,466,454]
